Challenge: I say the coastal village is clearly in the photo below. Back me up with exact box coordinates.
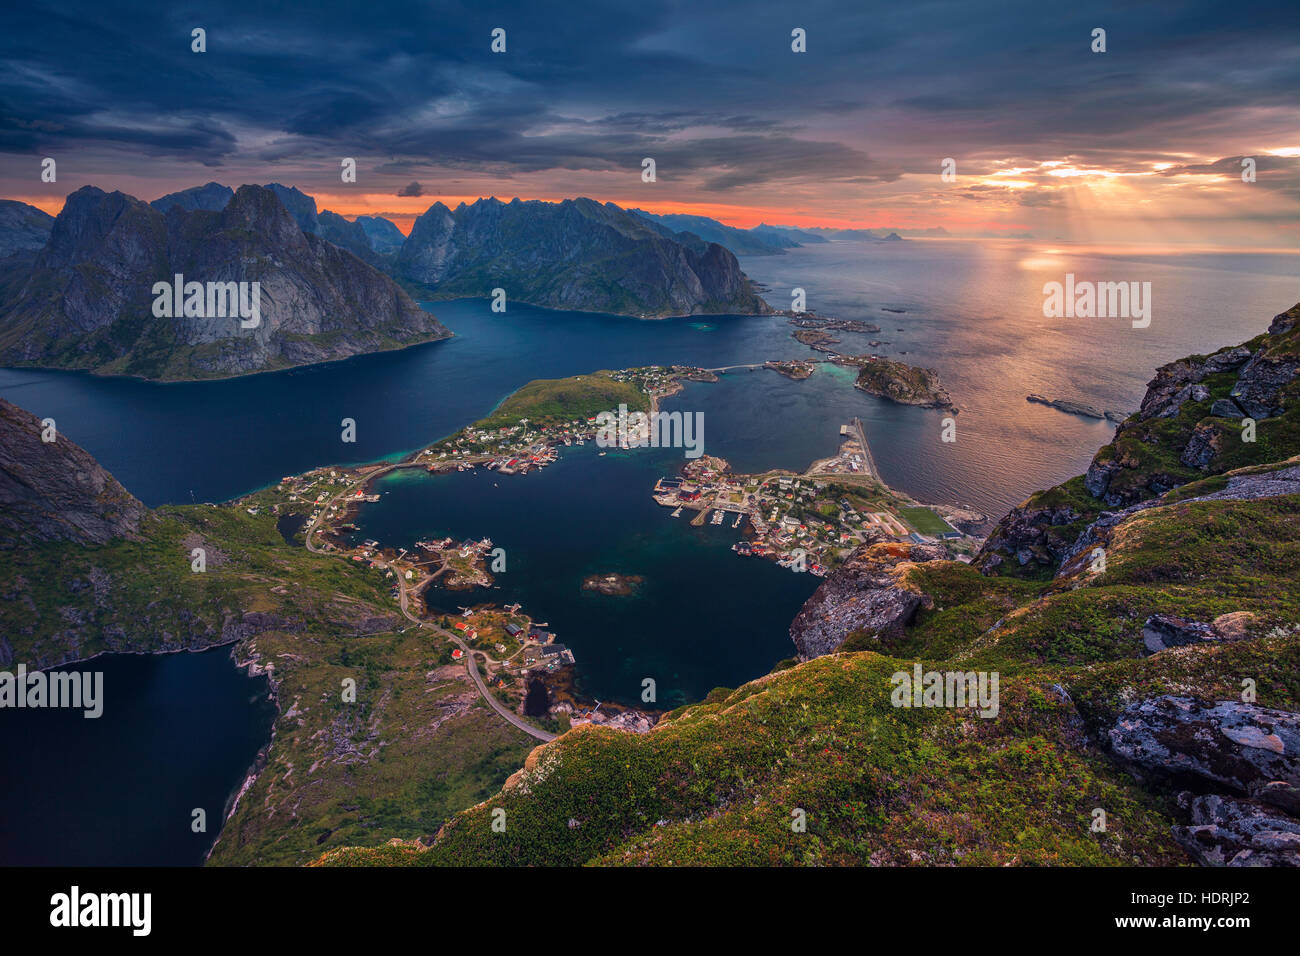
[238,357,981,736]
[651,418,977,578]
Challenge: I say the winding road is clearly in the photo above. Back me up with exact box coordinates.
[301,467,556,743]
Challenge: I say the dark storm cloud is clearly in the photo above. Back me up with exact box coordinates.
[396,181,424,197]
[0,0,1296,192]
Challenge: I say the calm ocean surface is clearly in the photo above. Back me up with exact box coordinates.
[2,238,1294,863]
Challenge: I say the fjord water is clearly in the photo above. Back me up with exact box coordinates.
[2,240,1293,519]
[0,647,274,865]
[2,238,1295,863]
[349,444,821,708]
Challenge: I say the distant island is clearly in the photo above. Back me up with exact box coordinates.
[764,359,815,380]
[850,357,954,409]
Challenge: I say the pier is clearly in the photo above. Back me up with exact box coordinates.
[851,417,880,479]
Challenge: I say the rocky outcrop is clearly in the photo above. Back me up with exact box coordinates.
[1231,349,1298,420]
[854,358,953,408]
[1026,394,1114,420]
[0,185,450,380]
[1109,695,1300,866]
[1140,613,1259,654]
[0,398,146,547]
[983,306,1300,577]
[1174,793,1300,866]
[976,500,1084,574]
[1109,697,1300,794]
[396,197,771,318]
[1085,308,1298,506]
[789,541,944,658]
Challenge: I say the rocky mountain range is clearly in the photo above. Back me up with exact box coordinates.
[396,196,771,317]
[0,185,450,380]
[0,186,773,379]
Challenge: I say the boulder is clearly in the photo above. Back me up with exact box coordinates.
[1173,793,1300,866]
[1141,615,1217,653]
[1210,397,1246,419]
[1109,696,1300,794]
[1180,421,1223,468]
[1230,351,1297,420]
[789,541,944,659]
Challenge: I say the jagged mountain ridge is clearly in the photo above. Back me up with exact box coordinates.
[0,184,450,380]
[9,184,772,334]
[396,196,772,317]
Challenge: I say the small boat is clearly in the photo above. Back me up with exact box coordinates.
[598,451,607,457]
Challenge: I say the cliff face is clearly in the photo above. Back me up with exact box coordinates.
[0,200,55,258]
[397,197,771,317]
[0,185,450,380]
[0,398,145,548]
[788,541,945,658]
[979,302,1300,576]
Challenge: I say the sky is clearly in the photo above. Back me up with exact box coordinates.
[2,0,1298,246]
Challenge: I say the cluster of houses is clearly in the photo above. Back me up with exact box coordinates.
[504,622,575,668]
[653,461,962,577]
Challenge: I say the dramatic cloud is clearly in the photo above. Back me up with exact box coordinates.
[1,0,1296,243]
